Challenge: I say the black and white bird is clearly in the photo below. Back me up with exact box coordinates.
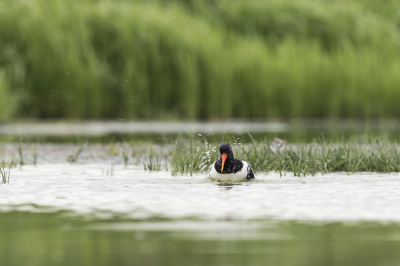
[209,142,255,182]
[269,138,288,153]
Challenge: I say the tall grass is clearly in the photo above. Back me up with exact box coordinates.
[0,165,10,184]
[1,0,400,120]
[66,138,88,163]
[0,72,18,120]
[194,0,400,50]
[170,136,400,176]
[171,136,217,176]
[1,135,400,176]
[102,159,115,176]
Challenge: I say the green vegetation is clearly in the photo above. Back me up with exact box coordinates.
[18,143,24,166]
[0,164,10,184]
[0,72,18,120]
[1,0,400,120]
[3,135,400,176]
[31,143,38,165]
[66,138,88,163]
[102,159,115,176]
[170,136,400,176]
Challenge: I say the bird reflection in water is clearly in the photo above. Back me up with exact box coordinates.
[217,183,235,239]
[218,183,234,191]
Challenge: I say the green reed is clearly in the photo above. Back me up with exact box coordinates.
[2,136,400,176]
[169,136,400,176]
[1,0,400,120]
[143,147,162,171]
[170,136,218,176]
[102,159,115,176]
[31,144,37,165]
[0,164,10,184]
[67,138,88,163]
[18,144,24,166]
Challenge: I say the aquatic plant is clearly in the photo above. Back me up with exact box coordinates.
[170,135,219,176]
[1,0,400,120]
[3,135,400,176]
[0,165,10,184]
[122,150,129,166]
[169,136,400,176]
[143,156,162,172]
[102,159,115,176]
[143,147,162,171]
[31,144,37,165]
[18,143,24,166]
[67,138,88,163]
[110,159,114,177]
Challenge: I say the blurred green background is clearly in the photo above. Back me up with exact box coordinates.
[1,0,400,121]
[2,212,400,266]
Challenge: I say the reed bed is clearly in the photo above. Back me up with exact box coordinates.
[1,136,400,177]
[1,0,400,120]
[0,165,10,184]
[169,136,400,176]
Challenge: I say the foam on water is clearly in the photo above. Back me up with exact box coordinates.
[1,164,400,222]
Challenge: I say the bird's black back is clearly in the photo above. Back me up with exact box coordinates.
[214,158,255,180]
[214,158,243,174]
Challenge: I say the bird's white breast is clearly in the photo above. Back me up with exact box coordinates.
[209,161,249,182]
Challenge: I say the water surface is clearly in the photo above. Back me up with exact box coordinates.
[2,119,400,143]
[1,164,400,266]
[1,164,400,222]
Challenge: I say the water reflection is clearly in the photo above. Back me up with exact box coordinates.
[218,184,234,191]
[2,165,400,222]
[3,120,400,143]
[1,211,400,266]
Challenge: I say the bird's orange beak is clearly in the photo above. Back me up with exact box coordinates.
[221,153,227,173]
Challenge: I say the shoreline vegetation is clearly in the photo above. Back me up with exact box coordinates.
[1,0,400,120]
[2,135,400,177]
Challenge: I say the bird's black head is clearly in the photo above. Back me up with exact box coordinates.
[219,142,234,158]
[219,143,234,173]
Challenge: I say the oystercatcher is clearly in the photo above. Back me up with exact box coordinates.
[269,138,288,153]
[209,142,255,181]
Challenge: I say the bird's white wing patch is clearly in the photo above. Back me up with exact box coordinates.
[209,161,247,182]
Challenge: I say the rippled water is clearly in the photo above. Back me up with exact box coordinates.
[2,122,400,265]
[1,164,400,222]
[2,164,400,266]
